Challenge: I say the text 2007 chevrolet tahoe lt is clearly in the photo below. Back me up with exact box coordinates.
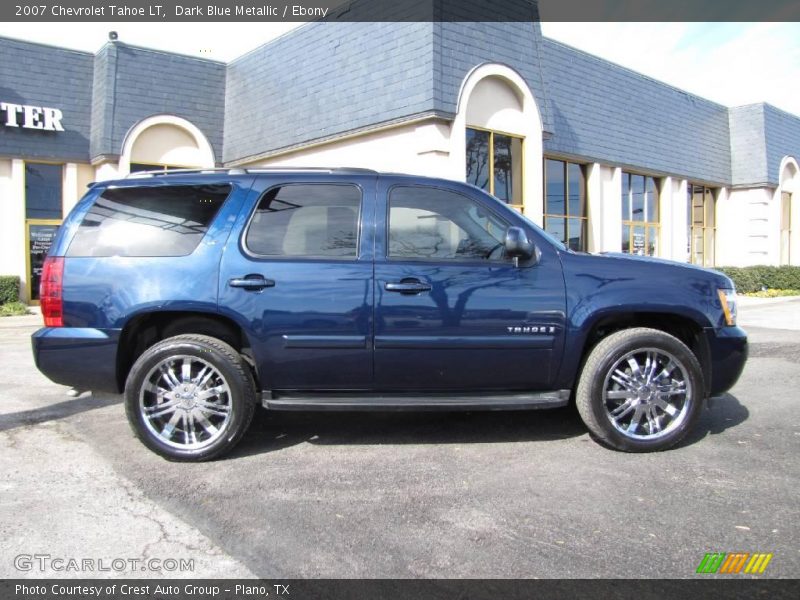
[32,168,747,461]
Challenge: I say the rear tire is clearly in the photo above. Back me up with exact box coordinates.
[124,334,256,461]
[576,327,705,452]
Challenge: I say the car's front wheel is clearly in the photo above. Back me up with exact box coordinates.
[576,327,705,452]
[124,334,256,461]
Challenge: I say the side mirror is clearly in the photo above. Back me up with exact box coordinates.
[504,226,537,265]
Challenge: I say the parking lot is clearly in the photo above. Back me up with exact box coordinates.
[1,298,798,579]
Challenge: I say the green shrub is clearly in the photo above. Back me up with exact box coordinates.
[716,265,800,294]
[0,275,21,305]
[0,301,29,317]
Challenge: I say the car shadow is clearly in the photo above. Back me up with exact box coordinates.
[0,392,122,433]
[231,393,750,459]
[230,404,589,459]
[677,393,750,448]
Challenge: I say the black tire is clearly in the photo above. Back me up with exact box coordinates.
[575,327,705,452]
[124,334,256,461]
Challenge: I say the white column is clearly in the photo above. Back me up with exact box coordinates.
[659,177,674,259]
[598,166,623,253]
[63,163,79,215]
[670,178,689,263]
[586,163,603,252]
[0,159,27,299]
[712,187,727,266]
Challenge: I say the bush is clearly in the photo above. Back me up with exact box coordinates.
[0,301,29,317]
[0,275,20,305]
[715,265,800,294]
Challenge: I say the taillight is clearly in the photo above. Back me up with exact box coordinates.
[40,256,64,327]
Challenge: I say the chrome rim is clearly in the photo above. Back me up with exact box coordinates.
[139,355,232,451]
[602,347,692,441]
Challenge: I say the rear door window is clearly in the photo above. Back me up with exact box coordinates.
[244,184,361,258]
[67,184,231,257]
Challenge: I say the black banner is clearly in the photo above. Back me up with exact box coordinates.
[27,223,59,302]
[3,579,800,600]
[3,0,800,22]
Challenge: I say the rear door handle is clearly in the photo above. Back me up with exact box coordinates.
[228,275,275,290]
[385,279,432,294]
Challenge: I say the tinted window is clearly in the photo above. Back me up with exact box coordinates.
[67,184,231,257]
[25,163,63,220]
[388,186,509,261]
[245,184,361,258]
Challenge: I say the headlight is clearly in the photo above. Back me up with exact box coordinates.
[717,288,737,326]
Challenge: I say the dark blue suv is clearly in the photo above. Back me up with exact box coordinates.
[32,168,748,460]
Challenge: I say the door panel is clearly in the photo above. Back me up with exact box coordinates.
[218,176,376,391]
[374,179,566,391]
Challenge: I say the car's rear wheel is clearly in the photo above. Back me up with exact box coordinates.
[124,334,256,461]
[576,327,705,452]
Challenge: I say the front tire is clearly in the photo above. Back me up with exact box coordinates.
[576,328,705,452]
[124,334,256,461]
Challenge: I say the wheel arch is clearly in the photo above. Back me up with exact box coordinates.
[116,310,257,393]
[563,309,712,397]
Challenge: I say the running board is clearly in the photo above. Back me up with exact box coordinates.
[261,390,570,411]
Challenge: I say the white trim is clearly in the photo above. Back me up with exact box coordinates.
[779,155,799,193]
[118,114,215,176]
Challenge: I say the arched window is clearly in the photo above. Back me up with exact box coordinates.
[452,65,543,219]
[120,115,215,176]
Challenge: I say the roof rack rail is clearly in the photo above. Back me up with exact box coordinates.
[125,166,379,178]
[125,167,243,178]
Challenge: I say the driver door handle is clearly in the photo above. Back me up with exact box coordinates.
[385,279,432,294]
[229,275,275,290]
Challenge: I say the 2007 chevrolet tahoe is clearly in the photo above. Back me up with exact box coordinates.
[32,168,748,460]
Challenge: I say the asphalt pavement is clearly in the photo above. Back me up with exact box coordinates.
[0,298,798,578]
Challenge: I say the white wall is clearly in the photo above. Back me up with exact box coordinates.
[245,120,453,178]
[719,187,774,266]
[0,159,25,290]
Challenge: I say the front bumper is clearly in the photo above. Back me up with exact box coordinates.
[32,327,121,393]
[704,326,748,396]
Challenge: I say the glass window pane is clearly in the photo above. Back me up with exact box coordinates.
[25,163,62,220]
[692,231,704,264]
[622,225,630,253]
[704,229,715,266]
[545,159,565,216]
[704,188,715,227]
[246,184,360,257]
[622,173,630,220]
[509,136,523,205]
[545,216,566,247]
[388,186,508,261]
[631,175,645,222]
[493,134,513,203]
[567,163,584,217]
[632,225,646,255]
[465,128,490,192]
[647,226,658,257]
[645,177,659,223]
[68,184,231,257]
[692,186,704,225]
[566,217,585,251]
[781,192,791,230]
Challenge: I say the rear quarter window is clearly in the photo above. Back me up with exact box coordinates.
[66,184,231,257]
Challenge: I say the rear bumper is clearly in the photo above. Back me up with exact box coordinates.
[32,327,121,393]
[704,326,748,396]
